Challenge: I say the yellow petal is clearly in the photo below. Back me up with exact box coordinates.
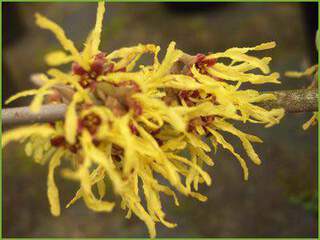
[2,125,55,147]
[285,65,318,78]
[47,148,64,216]
[65,92,83,144]
[207,127,249,180]
[45,51,73,66]
[91,2,105,55]
[35,13,89,70]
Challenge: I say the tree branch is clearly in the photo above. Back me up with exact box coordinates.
[2,104,67,127]
[2,88,318,127]
[259,88,318,113]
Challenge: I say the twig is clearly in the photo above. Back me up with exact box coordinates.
[2,88,318,127]
[259,88,318,113]
[2,104,67,127]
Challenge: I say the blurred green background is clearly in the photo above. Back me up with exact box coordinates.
[2,2,318,237]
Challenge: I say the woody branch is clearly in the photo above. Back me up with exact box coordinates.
[2,88,318,127]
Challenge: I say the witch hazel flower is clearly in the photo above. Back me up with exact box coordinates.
[2,2,284,238]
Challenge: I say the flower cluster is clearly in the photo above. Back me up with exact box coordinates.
[2,3,285,237]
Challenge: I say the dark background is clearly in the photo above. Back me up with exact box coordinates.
[2,2,318,237]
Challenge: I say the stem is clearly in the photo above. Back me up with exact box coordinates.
[2,104,67,127]
[259,88,318,113]
[2,88,318,127]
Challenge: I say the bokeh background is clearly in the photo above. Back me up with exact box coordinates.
[2,2,318,237]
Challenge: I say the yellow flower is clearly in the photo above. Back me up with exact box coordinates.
[2,2,285,238]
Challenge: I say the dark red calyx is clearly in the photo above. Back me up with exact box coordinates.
[50,136,66,147]
[187,118,198,132]
[195,53,217,74]
[104,63,114,74]
[95,52,106,60]
[72,62,87,76]
[126,97,143,116]
[129,123,139,136]
[114,67,126,73]
[201,58,217,67]
[201,115,215,125]
[155,138,163,146]
[80,113,102,135]
[69,141,81,154]
[179,90,199,106]
[91,57,105,76]
[50,135,83,154]
[112,144,124,155]
[118,80,141,92]
[150,128,161,136]
[92,139,101,147]
[195,53,206,62]
[211,94,217,104]
[179,90,189,100]
[79,76,93,88]
[190,90,199,98]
